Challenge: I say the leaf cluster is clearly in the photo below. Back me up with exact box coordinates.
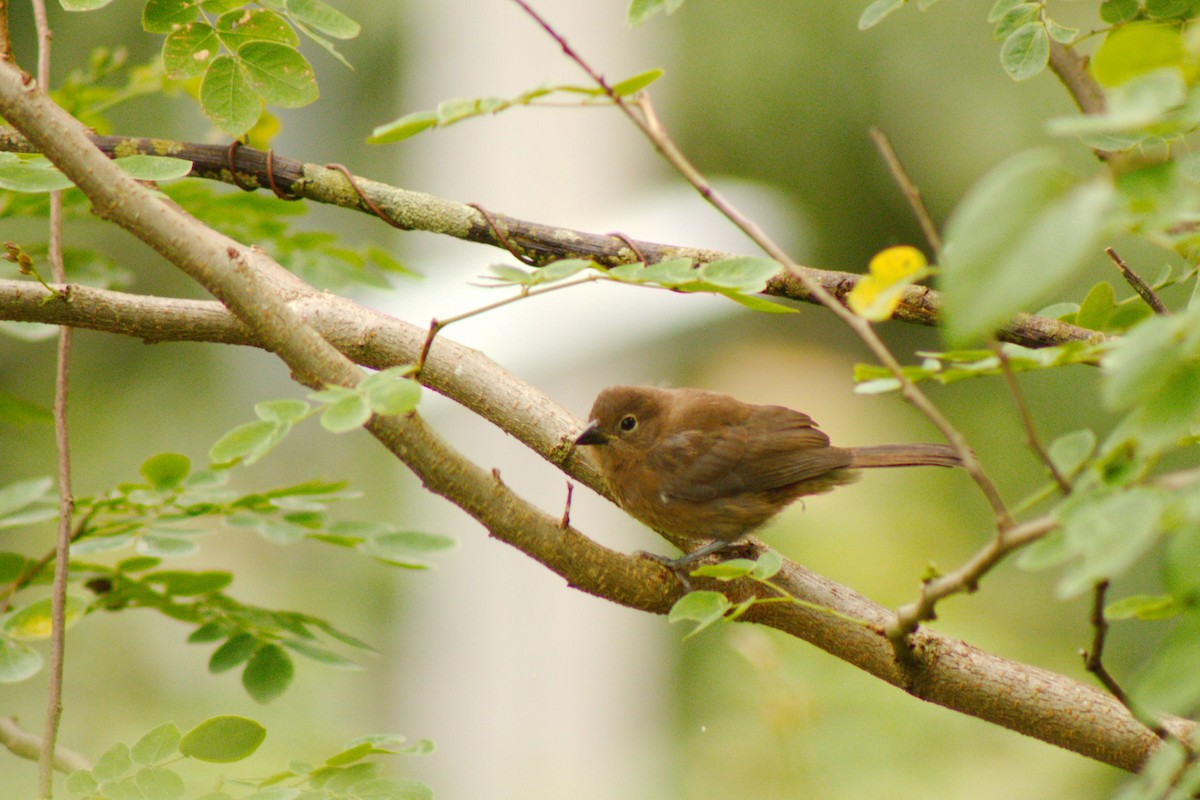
[139,0,361,136]
[64,718,433,800]
[479,255,795,314]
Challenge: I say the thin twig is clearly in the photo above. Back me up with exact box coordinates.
[996,345,1071,494]
[33,3,75,794]
[560,482,574,529]
[508,1,1011,543]
[1083,581,1168,739]
[415,274,601,371]
[1106,247,1170,315]
[888,515,1058,647]
[869,128,942,255]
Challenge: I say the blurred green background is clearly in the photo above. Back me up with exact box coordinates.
[0,1,1159,797]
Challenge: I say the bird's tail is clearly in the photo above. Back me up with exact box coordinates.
[846,443,963,469]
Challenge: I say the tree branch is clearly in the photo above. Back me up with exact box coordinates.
[0,57,1185,775]
[0,717,91,775]
[0,128,1106,351]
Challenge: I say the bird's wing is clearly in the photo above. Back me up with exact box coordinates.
[648,407,851,502]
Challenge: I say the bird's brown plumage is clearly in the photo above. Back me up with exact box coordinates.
[576,385,961,553]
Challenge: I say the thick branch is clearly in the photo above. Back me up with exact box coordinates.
[0,276,1191,771]
[0,717,90,775]
[0,128,1105,351]
[1048,39,1105,116]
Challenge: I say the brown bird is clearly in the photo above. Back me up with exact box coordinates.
[575,385,962,573]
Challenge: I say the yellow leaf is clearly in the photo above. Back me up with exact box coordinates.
[848,245,931,322]
[868,245,928,281]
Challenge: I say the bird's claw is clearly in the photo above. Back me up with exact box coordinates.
[634,550,695,592]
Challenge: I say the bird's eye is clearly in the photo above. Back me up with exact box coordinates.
[619,414,638,432]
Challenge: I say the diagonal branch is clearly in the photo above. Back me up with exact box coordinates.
[0,275,1196,771]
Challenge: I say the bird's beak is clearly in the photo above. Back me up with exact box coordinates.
[575,421,609,446]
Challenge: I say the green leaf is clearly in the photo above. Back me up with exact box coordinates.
[1105,593,1181,620]
[144,570,232,596]
[209,419,286,466]
[135,766,185,800]
[140,453,191,490]
[992,4,1040,40]
[719,290,796,314]
[1165,523,1200,600]
[282,639,361,668]
[536,258,593,283]
[216,8,299,50]
[114,155,193,182]
[1056,488,1165,598]
[368,110,438,144]
[610,68,664,96]
[627,0,687,26]
[285,0,361,39]
[1092,23,1185,87]
[132,723,182,765]
[200,56,261,137]
[65,770,98,794]
[1146,0,1191,17]
[60,0,116,9]
[93,742,133,781]
[1000,22,1049,81]
[99,776,142,800]
[348,777,434,800]
[0,638,43,682]
[940,149,1116,344]
[690,559,756,580]
[0,552,29,582]
[1135,609,1200,713]
[667,590,730,637]
[751,549,783,580]
[698,257,781,291]
[1045,20,1079,44]
[1047,429,1096,479]
[162,23,219,79]
[237,42,318,108]
[138,534,200,558]
[1102,314,1192,409]
[0,476,53,519]
[3,595,86,640]
[640,258,696,284]
[71,533,136,556]
[319,392,371,433]
[1074,282,1116,331]
[209,632,257,673]
[858,0,905,29]
[1099,0,1140,24]
[0,157,75,192]
[143,0,198,34]
[484,263,535,285]
[362,530,456,567]
[179,715,266,763]
[243,643,295,703]
[987,0,1025,22]
[255,398,311,423]
[360,371,421,416]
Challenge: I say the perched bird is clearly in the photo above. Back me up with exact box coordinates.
[575,385,962,572]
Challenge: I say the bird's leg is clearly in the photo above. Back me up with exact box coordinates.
[636,539,741,591]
